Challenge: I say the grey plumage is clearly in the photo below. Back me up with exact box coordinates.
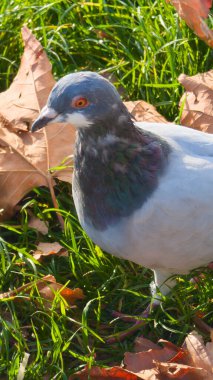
[32,71,213,305]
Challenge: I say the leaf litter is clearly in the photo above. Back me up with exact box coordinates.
[0,274,84,309]
[28,215,49,234]
[0,26,75,223]
[125,101,169,124]
[178,70,213,133]
[33,241,68,261]
[168,0,213,48]
[70,332,213,380]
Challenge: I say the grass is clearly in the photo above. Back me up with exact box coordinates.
[0,0,213,379]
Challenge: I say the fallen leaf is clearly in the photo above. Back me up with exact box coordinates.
[134,336,163,353]
[168,0,213,47]
[125,100,168,123]
[0,114,74,222]
[28,216,49,235]
[0,26,75,221]
[38,280,84,307]
[124,334,213,379]
[70,331,213,380]
[185,331,213,375]
[178,70,213,133]
[124,340,183,372]
[169,0,212,19]
[155,361,209,379]
[0,274,84,308]
[33,242,68,261]
[69,366,144,380]
[0,25,55,131]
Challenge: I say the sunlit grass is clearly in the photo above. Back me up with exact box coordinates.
[0,0,212,378]
[0,185,212,378]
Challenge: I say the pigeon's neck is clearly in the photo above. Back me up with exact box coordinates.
[73,120,171,231]
[77,104,136,141]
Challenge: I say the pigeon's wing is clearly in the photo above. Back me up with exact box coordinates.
[121,122,213,274]
[136,122,213,157]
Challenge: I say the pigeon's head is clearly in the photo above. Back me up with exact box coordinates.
[31,71,129,132]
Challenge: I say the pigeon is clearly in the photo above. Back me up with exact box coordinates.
[32,71,213,325]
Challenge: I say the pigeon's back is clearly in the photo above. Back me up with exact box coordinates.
[138,121,213,158]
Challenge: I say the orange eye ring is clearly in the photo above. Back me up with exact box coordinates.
[72,96,89,108]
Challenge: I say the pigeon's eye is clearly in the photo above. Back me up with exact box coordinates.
[72,97,89,108]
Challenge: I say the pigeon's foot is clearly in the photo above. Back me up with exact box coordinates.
[107,303,157,343]
[106,273,171,343]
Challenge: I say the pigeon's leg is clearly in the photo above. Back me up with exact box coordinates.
[151,269,176,304]
[107,270,176,343]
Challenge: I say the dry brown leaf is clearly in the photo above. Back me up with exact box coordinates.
[178,70,213,133]
[38,280,84,307]
[70,331,213,380]
[134,336,163,353]
[155,361,209,379]
[0,114,74,221]
[28,216,49,234]
[124,340,183,372]
[185,331,213,376]
[0,274,84,307]
[125,100,168,123]
[69,366,144,380]
[168,0,213,47]
[0,26,75,221]
[69,362,206,380]
[0,25,56,131]
[33,241,68,261]
[124,334,213,380]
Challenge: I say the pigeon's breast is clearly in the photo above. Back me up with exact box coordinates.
[73,131,171,231]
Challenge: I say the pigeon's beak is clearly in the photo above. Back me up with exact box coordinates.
[31,106,59,132]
